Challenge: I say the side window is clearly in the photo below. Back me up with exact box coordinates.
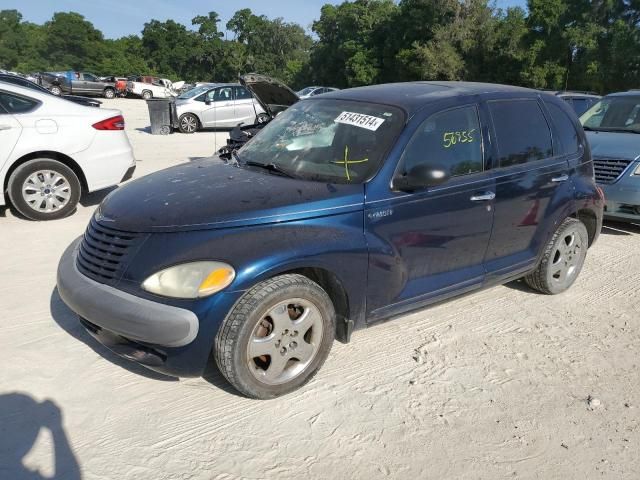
[84,73,97,82]
[401,105,483,178]
[194,93,206,103]
[545,102,580,155]
[234,86,253,100]
[571,98,590,116]
[488,99,552,167]
[0,92,39,114]
[214,87,233,102]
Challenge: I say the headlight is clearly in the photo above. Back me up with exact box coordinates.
[142,261,235,299]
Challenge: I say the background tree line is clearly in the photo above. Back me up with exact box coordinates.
[1,0,639,93]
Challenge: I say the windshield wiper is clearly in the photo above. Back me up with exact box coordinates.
[584,126,640,134]
[243,160,298,179]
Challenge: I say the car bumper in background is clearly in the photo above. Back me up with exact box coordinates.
[600,179,640,222]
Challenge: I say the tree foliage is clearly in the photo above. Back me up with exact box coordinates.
[1,2,640,92]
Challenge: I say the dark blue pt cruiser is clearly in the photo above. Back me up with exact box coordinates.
[57,81,604,398]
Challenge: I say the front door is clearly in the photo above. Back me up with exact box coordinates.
[365,104,495,320]
[202,86,235,128]
[483,98,572,281]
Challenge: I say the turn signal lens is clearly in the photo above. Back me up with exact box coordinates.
[142,262,235,299]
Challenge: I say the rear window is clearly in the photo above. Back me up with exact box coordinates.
[0,91,39,114]
[546,102,580,155]
[488,99,553,167]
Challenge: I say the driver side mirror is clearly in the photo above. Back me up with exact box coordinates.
[394,164,449,192]
[205,98,212,105]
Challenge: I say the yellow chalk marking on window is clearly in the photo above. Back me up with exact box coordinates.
[443,129,476,148]
[331,145,368,181]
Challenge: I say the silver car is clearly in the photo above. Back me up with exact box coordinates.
[297,86,340,99]
[175,83,265,133]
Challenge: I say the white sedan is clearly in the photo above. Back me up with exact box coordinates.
[0,81,135,220]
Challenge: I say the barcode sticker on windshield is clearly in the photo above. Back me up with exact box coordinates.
[335,112,385,131]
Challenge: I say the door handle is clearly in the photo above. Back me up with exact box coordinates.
[551,174,569,183]
[470,191,496,202]
[0,125,12,131]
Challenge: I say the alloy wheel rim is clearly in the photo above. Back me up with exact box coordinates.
[246,298,324,385]
[181,115,197,132]
[550,229,583,286]
[21,170,72,213]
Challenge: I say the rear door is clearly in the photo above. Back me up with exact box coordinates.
[483,97,573,282]
[365,103,496,319]
[233,86,257,125]
[0,91,27,173]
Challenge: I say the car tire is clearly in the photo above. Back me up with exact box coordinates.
[524,218,589,295]
[50,85,62,96]
[104,88,115,99]
[178,113,199,134]
[7,159,81,221]
[215,274,336,399]
[142,90,152,100]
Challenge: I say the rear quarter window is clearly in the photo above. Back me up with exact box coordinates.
[0,91,40,114]
[488,99,553,167]
[545,102,580,155]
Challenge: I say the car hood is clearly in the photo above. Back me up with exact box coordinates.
[97,158,364,233]
[240,74,299,118]
[586,131,640,161]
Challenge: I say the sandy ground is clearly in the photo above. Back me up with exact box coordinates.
[1,98,639,480]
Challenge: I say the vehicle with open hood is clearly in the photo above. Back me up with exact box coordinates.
[57,82,602,398]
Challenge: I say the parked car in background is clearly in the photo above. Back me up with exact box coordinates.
[101,76,128,97]
[548,91,601,116]
[580,91,640,223]
[39,71,117,99]
[0,73,102,108]
[0,82,135,220]
[127,77,177,99]
[56,81,602,399]
[297,86,340,99]
[175,83,267,133]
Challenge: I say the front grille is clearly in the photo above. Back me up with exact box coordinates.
[76,218,143,285]
[593,158,633,184]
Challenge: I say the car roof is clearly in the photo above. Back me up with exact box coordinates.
[607,90,640,98]
[318,81,536,116]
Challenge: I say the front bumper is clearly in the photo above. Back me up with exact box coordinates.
[600,178,640,222]
[56,239,199,348]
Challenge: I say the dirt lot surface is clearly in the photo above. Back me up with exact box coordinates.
[1,98,639,479]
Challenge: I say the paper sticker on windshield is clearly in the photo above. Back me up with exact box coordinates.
[335,112,385,131]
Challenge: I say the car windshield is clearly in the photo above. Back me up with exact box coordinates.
[580,96,640,133]
[237,99,405,184]
[298,87,317,96]
[178,85,211,99]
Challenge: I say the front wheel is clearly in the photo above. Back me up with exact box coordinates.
[141,90,152,100]
[215,274,336,399]
[50,85,62,96]
[525,218,589,294]
[7,159,81,221]
[179,113,199,134]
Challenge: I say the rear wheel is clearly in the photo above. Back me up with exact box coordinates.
[179,113,199,134]
[103,88,115,99]
[215,274,335,399]
[141,90,152,100]
[7,159,81,221]
[525,218,588,294]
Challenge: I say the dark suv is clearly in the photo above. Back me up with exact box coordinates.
[57,82,603,399]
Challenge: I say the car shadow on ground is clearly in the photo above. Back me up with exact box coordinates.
[0,392,81,480]
[601,220,640,236]
[49,288,178,382]
[201,357,244,397]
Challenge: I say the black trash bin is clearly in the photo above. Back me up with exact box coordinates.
[146,98,174,135]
